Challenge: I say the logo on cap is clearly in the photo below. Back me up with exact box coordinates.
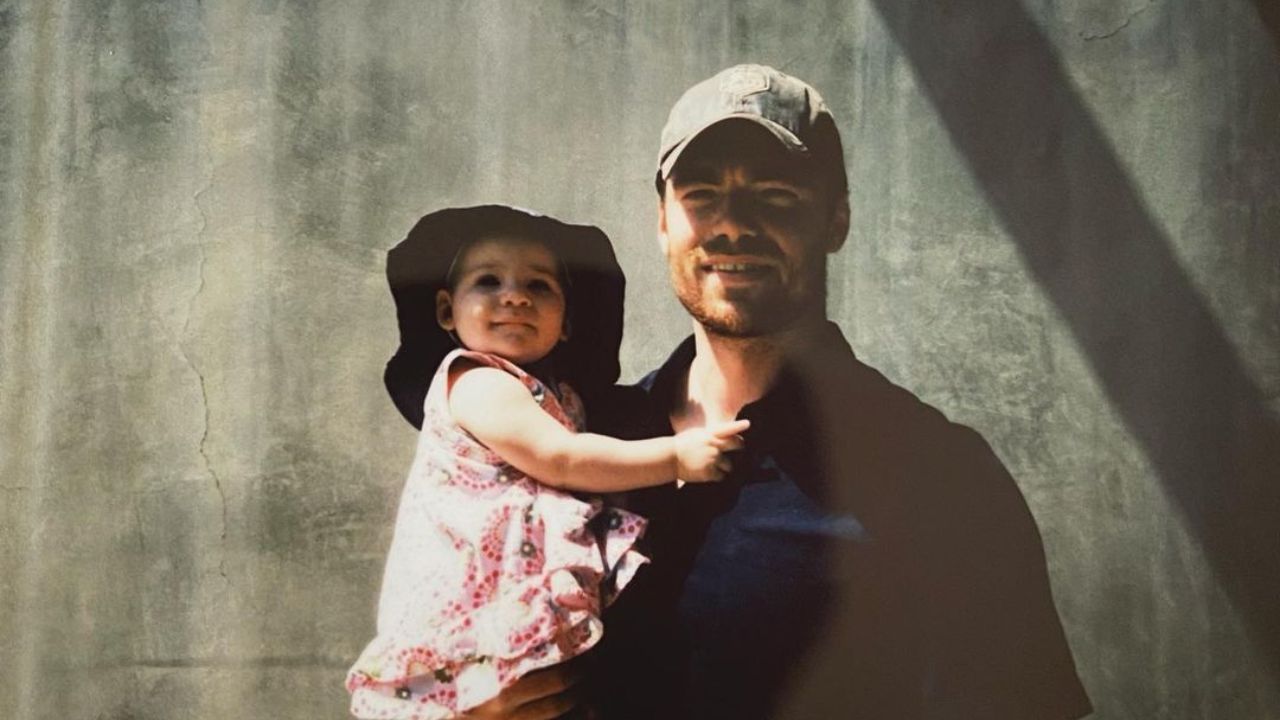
[719,66,770,100]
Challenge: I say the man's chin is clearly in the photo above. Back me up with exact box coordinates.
[680,289,830,338]
[687,304,791,338]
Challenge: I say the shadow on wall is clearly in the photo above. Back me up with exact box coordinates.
[868,0,1280,676]
[1251,0,1280,54]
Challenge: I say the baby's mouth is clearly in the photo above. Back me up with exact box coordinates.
[491,320,536,331]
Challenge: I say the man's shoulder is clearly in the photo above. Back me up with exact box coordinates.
[583,383,659,439]
[804,325,1029,527]
[584,337,693,438]
[804,325,968,446]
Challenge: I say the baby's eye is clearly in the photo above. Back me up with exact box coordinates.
[474,274,500,287]
[528,279,558,294]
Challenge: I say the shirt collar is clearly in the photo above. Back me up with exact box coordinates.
[647,322,857,419]
[645,322,859,474]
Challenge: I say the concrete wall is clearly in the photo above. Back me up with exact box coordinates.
[2,1,1277,718]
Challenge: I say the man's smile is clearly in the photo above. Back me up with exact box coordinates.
[699,256,779,285]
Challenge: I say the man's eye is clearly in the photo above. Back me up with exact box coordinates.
[681,188,718,204]
[759,187,801,206]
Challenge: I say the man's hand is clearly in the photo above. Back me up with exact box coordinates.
[460,663,584,720]
[674,419,750,482]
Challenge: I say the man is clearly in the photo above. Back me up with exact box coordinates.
[471,64,1091,719]
[588,64,1092,719]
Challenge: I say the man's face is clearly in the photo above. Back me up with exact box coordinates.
[658,121,848,338]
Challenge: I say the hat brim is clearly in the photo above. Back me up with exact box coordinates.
[384,205,624,429]
[657,113,808,184]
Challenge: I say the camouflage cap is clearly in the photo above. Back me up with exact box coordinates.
[656,64,845,189]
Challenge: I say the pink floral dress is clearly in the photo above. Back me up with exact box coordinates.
[346,349,648,719]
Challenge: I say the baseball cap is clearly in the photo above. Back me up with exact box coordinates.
[656,64,846,190]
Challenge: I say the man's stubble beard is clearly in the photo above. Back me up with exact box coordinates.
[672,259,828,339]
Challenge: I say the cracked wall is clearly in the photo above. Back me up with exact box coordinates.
[1,1,1277,719]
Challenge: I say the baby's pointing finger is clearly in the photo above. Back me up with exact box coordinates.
[709,419,751,438]
[711,435,746,451]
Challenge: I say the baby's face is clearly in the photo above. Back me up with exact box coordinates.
[436,235,568,366]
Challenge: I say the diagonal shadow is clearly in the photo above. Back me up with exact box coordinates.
[1250,0,1280,54]
[868,0,1280,675]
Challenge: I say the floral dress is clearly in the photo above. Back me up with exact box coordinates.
[346,349,647,719]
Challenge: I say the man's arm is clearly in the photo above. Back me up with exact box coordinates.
[460,663,583,720]
[921,426,1093,719]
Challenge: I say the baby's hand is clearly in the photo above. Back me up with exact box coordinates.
[674,419,751,483]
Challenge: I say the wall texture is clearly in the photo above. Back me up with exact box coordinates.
[2,1,1277,718]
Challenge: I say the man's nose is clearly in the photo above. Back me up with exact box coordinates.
[712,191,761,244]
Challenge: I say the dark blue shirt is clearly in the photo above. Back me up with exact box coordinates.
[589,325,1090,719]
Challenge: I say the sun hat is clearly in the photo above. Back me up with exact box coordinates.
[655,63,846,194]
[383,205,625,429]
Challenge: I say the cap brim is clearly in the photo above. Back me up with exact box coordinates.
[658,113,808,182]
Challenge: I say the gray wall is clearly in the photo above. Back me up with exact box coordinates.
[2,1,1278,718]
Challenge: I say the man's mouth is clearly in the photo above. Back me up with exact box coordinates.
[702,261,776,277]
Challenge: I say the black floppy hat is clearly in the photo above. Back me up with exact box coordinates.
[384,205,625,429]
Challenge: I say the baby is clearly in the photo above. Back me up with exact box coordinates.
[345,205,746,719]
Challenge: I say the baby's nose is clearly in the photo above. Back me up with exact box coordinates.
[500,287,532,306]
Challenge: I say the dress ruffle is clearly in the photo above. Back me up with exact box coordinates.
[347,503,646,719]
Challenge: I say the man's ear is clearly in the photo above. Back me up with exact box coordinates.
[656,192,670,254]
[824,195,850,254]
[435,289,455,331]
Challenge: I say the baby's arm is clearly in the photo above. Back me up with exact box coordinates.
[448,365,748,492]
